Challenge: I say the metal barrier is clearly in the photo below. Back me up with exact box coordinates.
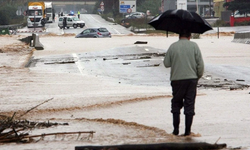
[0,24,23,35]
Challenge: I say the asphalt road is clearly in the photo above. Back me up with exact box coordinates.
[22,14,250,86]
[19,14,250,87]
[18,14,250,35]
[44,14,134,36]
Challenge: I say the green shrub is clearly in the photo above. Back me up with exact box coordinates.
[0,4,26,25]
[234,21,250,26]
[213,20,230,27]
[191,33,200,39]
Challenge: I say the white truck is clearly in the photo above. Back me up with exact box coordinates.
[27,2,46,28]
[45,2,54,23]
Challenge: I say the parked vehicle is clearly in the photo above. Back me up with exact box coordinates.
[45,2,54,23]
[125,12,145,19]
[68,11,75,16]
[75,27,111,38]
[27,2,46,28]
[58,16,85,29]
[234,10,250,18]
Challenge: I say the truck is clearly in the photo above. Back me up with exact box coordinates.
[27,2,46,28]
[45,2,54,23]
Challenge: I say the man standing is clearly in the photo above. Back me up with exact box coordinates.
[163,30,204,136]
[63,17,67,29]
[78,11,81,19]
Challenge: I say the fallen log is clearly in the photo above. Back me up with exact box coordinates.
[75,142,227,150]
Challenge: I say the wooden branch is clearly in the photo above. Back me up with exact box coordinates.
[18,98,54,118]
[0,133,28,143]
[0,113,16,133]
[0,128,25,139]
[25,131,95,138]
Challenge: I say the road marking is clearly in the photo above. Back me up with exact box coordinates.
[113,28,121,34]
[90,15,101,23]
[89,15,121,34]
[72,53,85,76]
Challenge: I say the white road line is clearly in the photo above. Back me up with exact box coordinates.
[72,53,85,76]
[90,15,101,23]
[113,28,121,34]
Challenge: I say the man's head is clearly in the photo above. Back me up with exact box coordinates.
[179,30,191,39]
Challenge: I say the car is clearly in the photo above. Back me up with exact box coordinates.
[75,27,111,38]
[234,10,250,18]
[68,11,75,16]
[58,16,85,29]
[68,13,75,16]
[125,12,146,19]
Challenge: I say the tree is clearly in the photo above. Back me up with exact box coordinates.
[0,0,28,25]
[223,0,250,15]
[136,0,161,16]
[0,4,18,25]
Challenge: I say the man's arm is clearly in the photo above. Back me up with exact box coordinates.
[195,45,204,79]
[163,48,171,68]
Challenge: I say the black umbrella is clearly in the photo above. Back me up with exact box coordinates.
[148,9,213,34]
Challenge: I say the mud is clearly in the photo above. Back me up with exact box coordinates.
[0,35,249,149]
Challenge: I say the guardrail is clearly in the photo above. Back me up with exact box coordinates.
[0,24,23,35]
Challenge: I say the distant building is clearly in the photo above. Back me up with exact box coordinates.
[161,0,176,11]
[213,0,225,17]
[213,0,234,18]
[161,0,214,17]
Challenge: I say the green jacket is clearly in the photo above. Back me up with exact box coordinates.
[163,39,204,81]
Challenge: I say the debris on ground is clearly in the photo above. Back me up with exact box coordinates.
[75,142,227,150]
[0,113,95,143]
[198,75,249,90]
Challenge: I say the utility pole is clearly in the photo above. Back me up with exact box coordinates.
[209,0,212,17]
[196,0,199,14]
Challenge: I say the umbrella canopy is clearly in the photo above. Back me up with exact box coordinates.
[148,9,213,34]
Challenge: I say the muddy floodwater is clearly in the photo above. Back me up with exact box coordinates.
[0,34,250,150]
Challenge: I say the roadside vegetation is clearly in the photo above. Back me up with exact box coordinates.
[223,0,250,16]
[94,0,161,32]
[0,4,26,25]
[0,0,29,25]
[213,20,230,27]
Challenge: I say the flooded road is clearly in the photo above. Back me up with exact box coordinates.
[2,14,250,149]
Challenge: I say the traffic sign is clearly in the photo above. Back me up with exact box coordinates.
[119,0,136,14]
[100,1,104,12]
[16,10,22,16]
[127,8,132,13]
[120,5,130,13]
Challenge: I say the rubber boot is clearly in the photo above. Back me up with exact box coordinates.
[172,113,180,135]
[184,115,193,136]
